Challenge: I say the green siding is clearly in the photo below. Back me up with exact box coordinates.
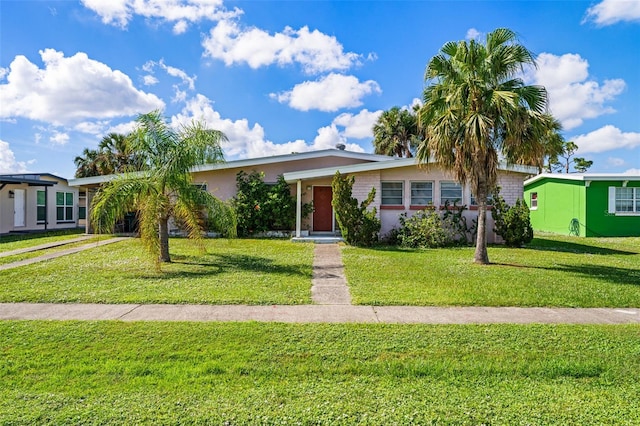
[585,181,640,237]
[525,178,640,237]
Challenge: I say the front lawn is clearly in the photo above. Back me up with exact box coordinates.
[0,229,85,253]
[343,234,640,307]
[0,238,313,305]
[1,321,638,424]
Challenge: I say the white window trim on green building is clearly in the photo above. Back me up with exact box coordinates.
[608,187,640,215]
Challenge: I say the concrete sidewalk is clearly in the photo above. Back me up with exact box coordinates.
[0,235,94,258]
[1,303,638,324]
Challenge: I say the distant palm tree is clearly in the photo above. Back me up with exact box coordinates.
[74,148,101,178]
[418,28,549,264]
[98,132,147,174]
[91,110,236,265]
[372,107,420,158]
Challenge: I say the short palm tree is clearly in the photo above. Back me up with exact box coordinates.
[372,107,419,158]
[91,110,236,264]
[418,28,549,264]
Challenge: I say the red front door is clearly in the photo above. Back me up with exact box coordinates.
[313,186,333,232]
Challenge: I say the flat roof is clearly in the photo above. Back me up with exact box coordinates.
[0,175,58,186]
[525,173,640,186]
[283,158,538,182]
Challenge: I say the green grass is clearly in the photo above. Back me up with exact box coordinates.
[0,238,314,304]
[0,229,85,253]
[1,321,638,424]
[0,235,109,266]
[343,234,640,307]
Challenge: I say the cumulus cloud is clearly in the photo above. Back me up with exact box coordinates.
[624,168,640,175]
[0,49,164,126]
[49,131,70,146]
[571,125,640,154]
[143,75,159,85]
[466,28,481,40]
[0,140,31,173]
[525,53,625,130]
[332,109,382,139]
[171,94,363,159]
[272,73,381,112]
[81,0,242,33]
[203,20,363,74]
[583,0,640,25]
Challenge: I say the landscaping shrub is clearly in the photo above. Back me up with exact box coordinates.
[331,171,380,246]
[233,171,310,236]
[491,192,534,247]
[392,202,472,248]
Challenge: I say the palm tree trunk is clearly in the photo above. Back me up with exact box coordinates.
[159,216,171,263]
[474,202,489,264]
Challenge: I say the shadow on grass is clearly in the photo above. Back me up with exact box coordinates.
[525,238,637,256]
[493,262,640,287]
[149,253,312,280]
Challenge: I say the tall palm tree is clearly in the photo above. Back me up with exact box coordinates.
[417,28,548,264]
[372,107,419,158]
[98,132,147,174]
[91,110,236,265]
[74,148,101,178]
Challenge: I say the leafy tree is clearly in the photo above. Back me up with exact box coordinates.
[372,107,420,158]
[91,110,236,265]
[548,140,593,173]
[573,157,593,173]
[331,171,380,247]
[491,192,533,247]
[417,28,549,264]
[73,133,145,178]
[74,147,102,178]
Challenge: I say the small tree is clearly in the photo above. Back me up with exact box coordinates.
[491,191,533,247]
[331,171,380,246]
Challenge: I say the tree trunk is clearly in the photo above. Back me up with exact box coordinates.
[474,202,490,264]
[159,216,171,263]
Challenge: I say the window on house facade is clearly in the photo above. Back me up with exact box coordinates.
[37,190,46,223]
[610,187,639,214]
[381,181,403,205]
[440,181,463,205]
[56,191,74,222]
[470,193,494,206]
[530,192,538,209]
[410,181,433,206]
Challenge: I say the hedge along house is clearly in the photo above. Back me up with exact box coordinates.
[283,157,536,242]
[0,174,80,235]
[524,173,640,237]
[68,149,536,242]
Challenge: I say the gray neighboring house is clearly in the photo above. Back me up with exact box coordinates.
[0,173,81,235]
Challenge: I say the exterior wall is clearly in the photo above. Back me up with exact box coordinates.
[525,179,586,236]
[585,180,640,237]
[0,178,79,234]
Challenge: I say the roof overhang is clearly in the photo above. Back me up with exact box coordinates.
[525,173,640,186]
[0,176,57,187]
[283,159,537,183]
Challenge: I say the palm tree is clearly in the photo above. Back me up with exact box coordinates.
[417,28,548,264]
[372,107,419,158]
[74,148,101,178]
[90,110,236,265]
[98,132,147,174]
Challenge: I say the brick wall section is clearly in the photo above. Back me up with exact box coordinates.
[350,170,381,216]
[497,172,527,204]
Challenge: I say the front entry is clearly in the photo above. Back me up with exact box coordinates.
[313,186,333,232]
[13,189,25,227]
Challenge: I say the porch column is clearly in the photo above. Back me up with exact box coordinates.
[295,179,302,238]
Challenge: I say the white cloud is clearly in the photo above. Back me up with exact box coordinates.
[0,49,164,126]
[332,109,382,139]
[607,157,626,167]
[0,140,30,173]
[0,67,8,80]
[106,120,137,136]
[81,0,242,33]
[49,131,70,146]
[143,75,159,85]
[272,73,381,112]
[466,28,481,40]
[525,53,625,130]
[583,0,640,25]
[203,20,362,74]
[624,168,640,175]
[572,125,640,154]
[171,94,363,159]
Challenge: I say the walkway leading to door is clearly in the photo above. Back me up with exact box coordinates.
[0,235,94,258]
[311,243,351,305]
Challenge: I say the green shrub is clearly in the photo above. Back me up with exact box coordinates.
[331,171,380,247]
[491,192,534,247]
[233,171,310,236]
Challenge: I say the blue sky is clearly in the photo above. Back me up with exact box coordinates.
[1,0,639,179]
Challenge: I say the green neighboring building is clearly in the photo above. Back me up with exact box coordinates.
[524,173,640,237]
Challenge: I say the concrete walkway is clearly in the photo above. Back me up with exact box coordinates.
[0,237,128,271]
[311,244,351,305]
[0,235,94,258]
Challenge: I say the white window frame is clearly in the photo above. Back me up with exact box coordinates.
[609,187,640,215]
[530,192,538,210]
[410,181,433,206]
[381,181,404,206]
[440,181,463,206]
